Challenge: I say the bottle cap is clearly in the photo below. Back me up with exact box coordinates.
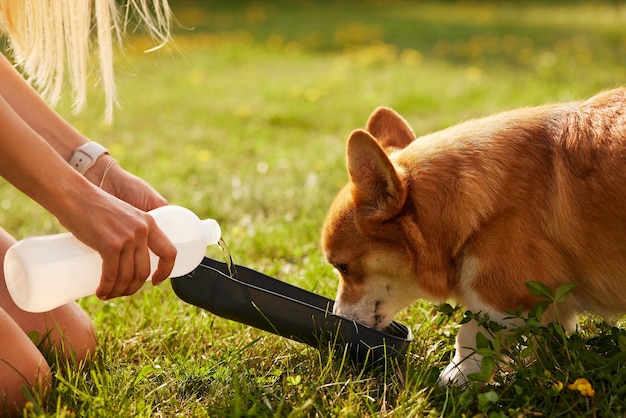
[201,219,221,245]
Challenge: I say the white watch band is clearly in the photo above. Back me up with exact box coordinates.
[69,142,109,174]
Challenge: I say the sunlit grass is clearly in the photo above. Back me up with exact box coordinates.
[3,0,626,416]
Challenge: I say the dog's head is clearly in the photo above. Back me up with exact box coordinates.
[322,107,425,329]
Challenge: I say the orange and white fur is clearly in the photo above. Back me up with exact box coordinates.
[321,88,626,385]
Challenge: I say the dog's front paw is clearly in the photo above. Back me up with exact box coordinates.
[438,357,482,386]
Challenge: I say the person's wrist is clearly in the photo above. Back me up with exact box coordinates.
[83,154,117,188]
[69,141,117,188]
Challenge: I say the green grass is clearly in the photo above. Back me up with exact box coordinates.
[3,0,626,416]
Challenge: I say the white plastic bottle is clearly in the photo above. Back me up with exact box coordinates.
[4,205,221,313]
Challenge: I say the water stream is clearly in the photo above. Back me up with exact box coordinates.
[217,237,238,278]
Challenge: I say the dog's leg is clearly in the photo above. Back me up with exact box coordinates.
[438,319,483,386]
[438,309,522,386]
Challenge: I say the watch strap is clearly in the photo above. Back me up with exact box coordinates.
[69,142,109,174]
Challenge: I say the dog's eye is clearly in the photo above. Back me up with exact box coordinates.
[335,264,349,275]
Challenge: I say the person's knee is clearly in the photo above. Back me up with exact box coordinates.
[70,316,97,364]
[0,316,53,416]
[51,303,97,364]
[1,356,52,416]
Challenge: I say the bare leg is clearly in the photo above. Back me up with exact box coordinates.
[0,307,51,415]
[0,227,96,414]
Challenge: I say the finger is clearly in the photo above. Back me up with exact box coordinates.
[106,242,136,298]
[96,252,121,300]
[148,226,177,285]
[121,246,151,296]
[109,218,152,297]
[109,231,153,297]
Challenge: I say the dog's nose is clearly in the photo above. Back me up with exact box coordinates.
[332,300,347,317]
[332,301,358,322]
[332,303,342,316]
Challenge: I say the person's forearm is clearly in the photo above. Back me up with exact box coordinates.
[0,54,117,186]
[0,54,90,161]
[0,90,99,221]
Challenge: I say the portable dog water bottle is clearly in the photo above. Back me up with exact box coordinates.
[5,205,220,313]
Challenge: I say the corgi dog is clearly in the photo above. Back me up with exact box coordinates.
[321,88,626,385]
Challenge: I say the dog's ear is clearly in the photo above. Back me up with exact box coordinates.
[366,107,415,153]
[347,129,407,220]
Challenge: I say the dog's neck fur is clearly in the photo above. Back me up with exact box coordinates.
[395,91,626,309]
[395,106,562,303]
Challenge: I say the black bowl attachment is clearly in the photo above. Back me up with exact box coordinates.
[171,257,412,365]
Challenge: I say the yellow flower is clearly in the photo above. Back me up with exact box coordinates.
[552,381,564,392]
[568,378,595,397]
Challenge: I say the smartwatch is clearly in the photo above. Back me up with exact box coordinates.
[69,142,109,174]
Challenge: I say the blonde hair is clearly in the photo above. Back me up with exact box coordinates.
[0,0,172,121]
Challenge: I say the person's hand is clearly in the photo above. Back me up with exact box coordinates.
[70,155,177,299]
[85,155,167,211]
[57,188,177,300]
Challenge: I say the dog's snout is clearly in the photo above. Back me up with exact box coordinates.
[332,299,356,321]
[332,301,346,316]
